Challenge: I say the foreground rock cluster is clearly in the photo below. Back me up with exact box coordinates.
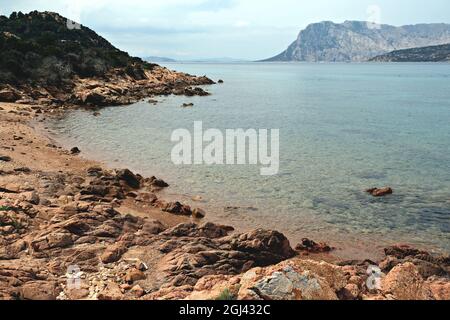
[0,66,213,109]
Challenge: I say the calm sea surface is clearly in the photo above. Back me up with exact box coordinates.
[47,63,450,259]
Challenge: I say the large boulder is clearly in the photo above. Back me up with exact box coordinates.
[237,260,340,300]
[21,281,60,300]
[116,169,141,189]
[227,229,296,266]
[381,262,433,300]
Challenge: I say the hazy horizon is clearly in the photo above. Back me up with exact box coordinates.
[1,0,450,60]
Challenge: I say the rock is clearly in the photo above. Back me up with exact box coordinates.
[188,275,240,300]
[147,176,169,188]
[97,282,124,300]
[384,245,428,259]
[381,262,433,300]
[192,208,206,219]
[295,238,335,254]
[381,245,449,278]
[100,243,128,264]
[0,87,20,102]
[191,195,204,202]
[14,167,32,173]
[162,222,232,239]
[130,285,145,298]
[70,147,81,155]
[21,281,59,300]
[229,229,296,265]
[162,201,192,216]
[135,192,158,204]
[47,232,74,249]
[181,103,194,108]
[66,287,90,300]
[116,169,141,189]
[125,268,146,284]
[238,261,339,300]
[289,260,347,291]
[135,260,149,272]
[80,185,109,197]
[366,187,393,197]
[140,219,166,235]
[87,166,103,177]
[340,283,360,300]
[218,79,224,84]
[0,155,12,162]
[426,278,450,300]
[20,191,40,205]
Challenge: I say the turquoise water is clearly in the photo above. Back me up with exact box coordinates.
[49,63,450,259]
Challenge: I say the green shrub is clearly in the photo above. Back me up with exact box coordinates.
[215,288,237,301]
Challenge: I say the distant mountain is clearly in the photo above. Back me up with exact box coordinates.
[144,57,247,63]
[263,21,450,62]
[370,44,450,62]
[181,57,247,63]
[144,56,177,63]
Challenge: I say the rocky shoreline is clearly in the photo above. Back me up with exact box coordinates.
[0,65,214,109]
[0,101,449,300]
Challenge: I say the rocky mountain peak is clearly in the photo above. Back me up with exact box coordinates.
[263,21,450,62]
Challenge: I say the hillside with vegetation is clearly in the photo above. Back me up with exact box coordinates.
[0,11,213,107]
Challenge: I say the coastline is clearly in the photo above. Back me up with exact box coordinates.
[1,101,449,300]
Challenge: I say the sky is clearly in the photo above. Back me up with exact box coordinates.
[1,0,450,60]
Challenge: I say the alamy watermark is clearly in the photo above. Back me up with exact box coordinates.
[66,1,82,29]
[366,265,383,290]
[366,4,382,30]
[171,122,280,176]
[66,265,82,290]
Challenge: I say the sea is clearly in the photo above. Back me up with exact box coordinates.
[47,62,450,259]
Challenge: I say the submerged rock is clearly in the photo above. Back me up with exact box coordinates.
[70,147,81,155]
[366,187,393,197]
[192,208,206,219]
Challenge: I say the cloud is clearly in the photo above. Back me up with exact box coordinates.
[234,20,250,28]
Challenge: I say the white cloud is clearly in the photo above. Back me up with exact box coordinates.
[234,20,250,28]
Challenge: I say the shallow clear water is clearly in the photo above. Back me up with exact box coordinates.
[48,62,450,259]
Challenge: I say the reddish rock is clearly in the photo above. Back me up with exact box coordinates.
[130,285,145,298]
[162,201,192,216]
[97,282,124,300]
[381,262,433,300]
[366,187,393,197]
[125,268,146,284]
[295,238,335,254]
[21,281,60,300]
[100,243,128,264]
